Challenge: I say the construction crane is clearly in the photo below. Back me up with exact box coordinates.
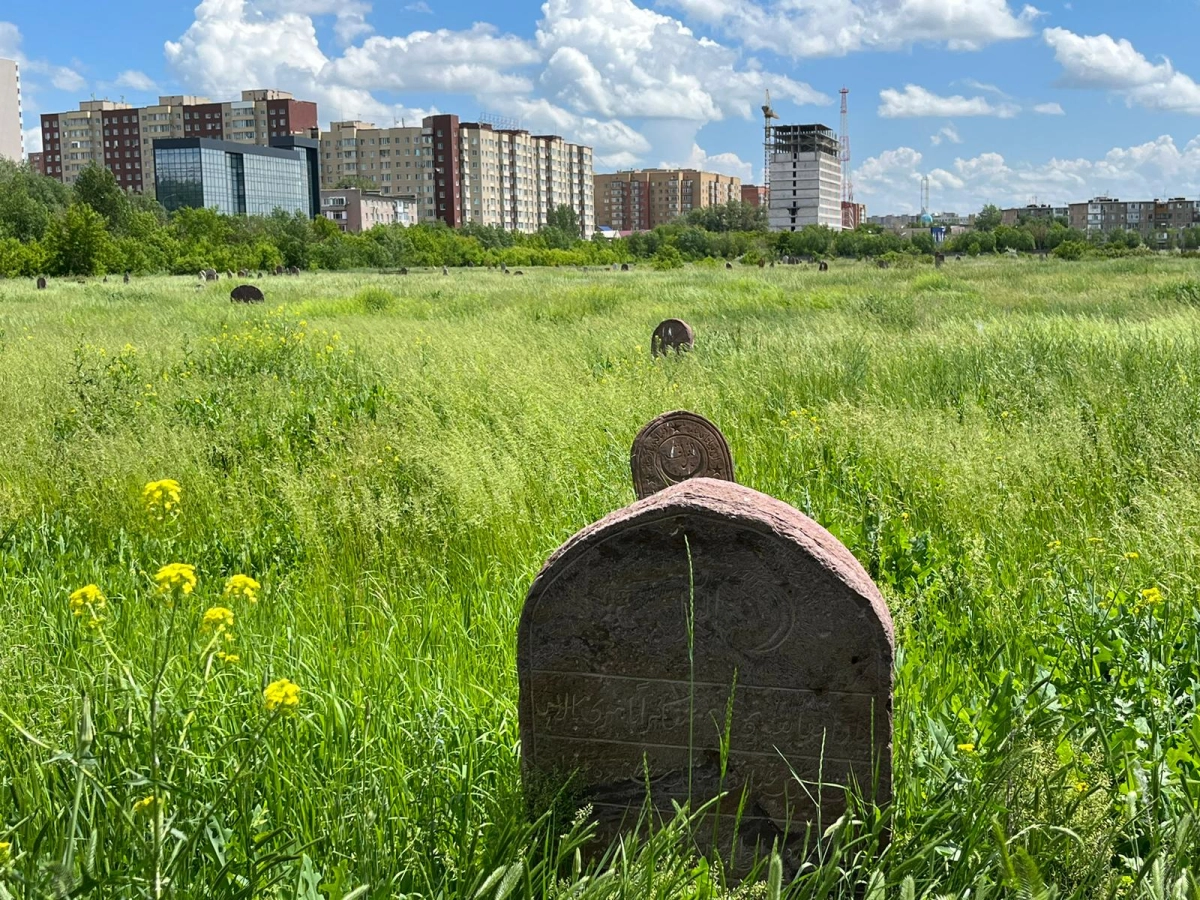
[762,90,778,207]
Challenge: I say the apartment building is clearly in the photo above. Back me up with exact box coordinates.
[0,59,22,163]
[39,89,316,192]
[27,151,42,174]
[741,184,767,207]
[1001,204,1068,226]
[767,124,842,232]
[594,169,741,231]
[319,114,594,236]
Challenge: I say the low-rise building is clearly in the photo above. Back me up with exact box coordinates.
[320,187,413,231]
[154,136,319,217]
[1001,204,1067,226]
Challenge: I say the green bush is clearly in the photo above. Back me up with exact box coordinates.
[356,286,396,312]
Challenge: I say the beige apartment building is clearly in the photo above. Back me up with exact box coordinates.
[0,59,22,163]
[320,114,594,236]
[593,169,741,232]
[39,89,316,192]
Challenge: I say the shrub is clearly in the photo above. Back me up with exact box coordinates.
[356,286,396,312]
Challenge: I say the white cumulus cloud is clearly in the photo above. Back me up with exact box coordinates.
[1033,101,1065,115]
[879,84,1018,118]
[930,124,962,145]
[1044,27,1200,114]
[856,134,1200,215]
[660,0,1041,58]
[114,70,157,92]
[660,142,754,182]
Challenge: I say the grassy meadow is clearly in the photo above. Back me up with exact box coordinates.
[3,257,1200,898]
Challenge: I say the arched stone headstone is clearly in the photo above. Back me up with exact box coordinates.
[726,262,733,270]
[275,265,285,276]
[230,284,265,303]
[818,261,829,272]
[123,272,131,284]
[651,318,694,357]
[519,476,894,869]
[934,253,945,269]
[36,277,46,290]
[621,263,630,271]
[631,409,734,500]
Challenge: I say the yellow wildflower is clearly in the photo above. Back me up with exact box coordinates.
[264,678,301,712]
[0,841,10,864]
[1125,551,1140,560]
[142,479,182,518]
[1074,781,1089,793]
[69,584,106,618]
[1046,540,1062,551]
[154,563,196,595]
[1088,537,1103,545]
[132,794,162,818]
[216,651,240,664]
[224,574,261,603]
[1140,587,1163,606]
[201,606,234,632]
[957,743,976,754]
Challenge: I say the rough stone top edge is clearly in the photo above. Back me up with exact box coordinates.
[526,477,895,649]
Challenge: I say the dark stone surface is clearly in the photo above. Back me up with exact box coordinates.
[818,261,829,272]
[36,277,46,289]
[230,284,265,303]
[651,319,694,357]
[519,478,894,869]
[631,410,734,500]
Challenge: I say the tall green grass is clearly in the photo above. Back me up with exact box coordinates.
[2,258,1200,897]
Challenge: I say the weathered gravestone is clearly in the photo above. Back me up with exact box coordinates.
[519,468,894,869]
[651,319,695,358]
[36,277,46,290]
[631,409,733,500]
[230,284,265,303]
[818,261,829,272]
[934,253,945,269]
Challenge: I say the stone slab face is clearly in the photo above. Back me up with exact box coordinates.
[519,478,894,863]
[631,410,735,500]
[651,319,695,357]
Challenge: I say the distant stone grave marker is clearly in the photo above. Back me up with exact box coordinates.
[631,409,734,500]
[934,253,945,268]
[123,272,131,284]
[230,284,265,303]
[818,261,829,272]
[650,318,694,357]
[621,263,630,271]
[36,277,46,290]
[519,467,894,870]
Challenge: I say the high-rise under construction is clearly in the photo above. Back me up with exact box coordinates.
[766,123,843,232]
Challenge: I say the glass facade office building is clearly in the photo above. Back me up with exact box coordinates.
[154,137,318,217]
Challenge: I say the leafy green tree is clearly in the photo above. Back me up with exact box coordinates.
[334,176,378,191]
[44,204,116,275]
[544,204,580,238]
[975,204,1002,232]
[680,200,767,233]
[73,163,130,232]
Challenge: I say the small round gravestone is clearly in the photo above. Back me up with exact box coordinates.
[651,318,694,357]
[631,410,734,500]
[230,284,265,303]
[36,277,46,290]
[818,261,829,272]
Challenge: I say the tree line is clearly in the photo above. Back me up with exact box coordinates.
[3,161,1197,278]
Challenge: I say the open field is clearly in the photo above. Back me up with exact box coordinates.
[3,257,1200,898]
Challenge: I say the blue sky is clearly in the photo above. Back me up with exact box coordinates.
[4,0,1200,215]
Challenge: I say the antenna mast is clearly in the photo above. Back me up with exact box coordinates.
[762,90,778,206]
[921,175,930,214]
[839,86,856,228]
